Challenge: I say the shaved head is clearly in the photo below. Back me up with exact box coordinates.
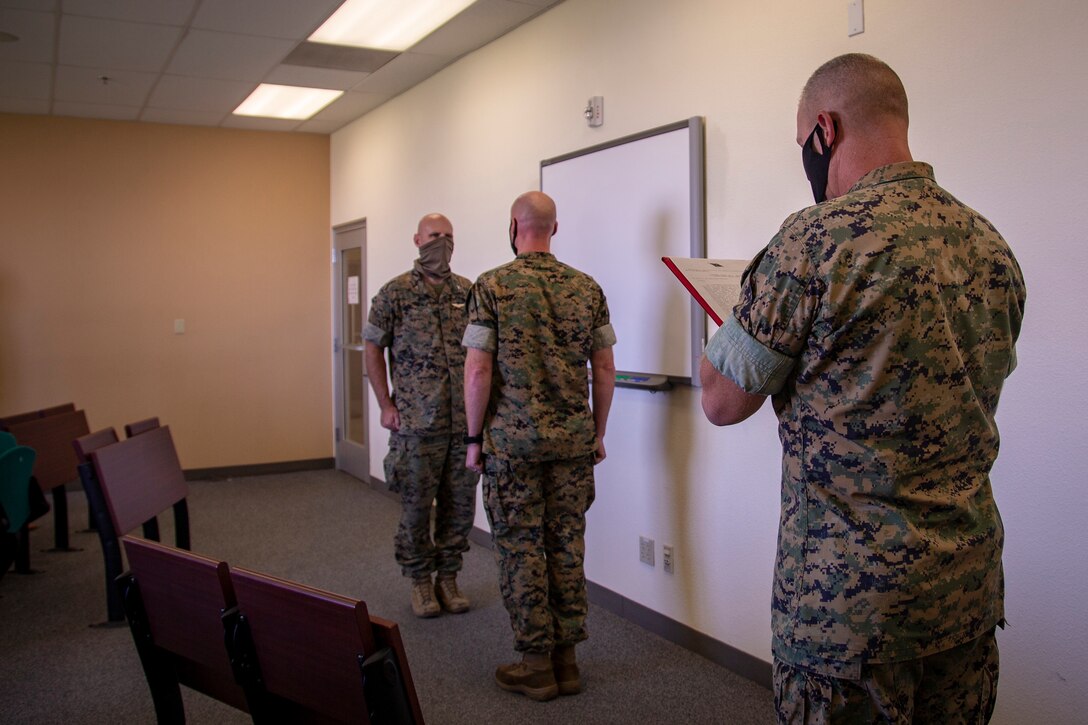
[795,54,913,199]
[414,212,453,249]
[417,213,452,238]
[511,191,557,236]
[799,53,908,129]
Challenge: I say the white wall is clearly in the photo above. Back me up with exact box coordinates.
[331,1,1088,722]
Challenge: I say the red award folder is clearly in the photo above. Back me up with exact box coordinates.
[661,256,749,327]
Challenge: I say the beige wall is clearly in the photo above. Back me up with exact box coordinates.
[331,1,1088,723]
[0,114,332,469]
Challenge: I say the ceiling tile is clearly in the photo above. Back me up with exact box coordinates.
[0,96,48,113]
[147,74,252,112]
[52,98,139,120]
[0,9,56,63]
[0,1,57,11]
[412,0,535,57]
[167,29,293,82]
[221,113,300,132]
[264,63,369,91]
[0,0,568,134]
[294,117,344,134]
[54,64,156,105]
[192,0,341,40]
[352,52,450,96]
[282,42,398,74]
[59,15,182,71]
[62,0,197,25]
[140,105,223,127]
[0,59,51,98]
[309,90,389,122]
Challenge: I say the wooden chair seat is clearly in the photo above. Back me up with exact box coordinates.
[119,536,248,722]
[5,408,91,552]
[117,536,425,724]
[227,567,424,724]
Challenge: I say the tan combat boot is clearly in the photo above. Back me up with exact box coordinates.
[434,573,469,613]
[410,576,440,618]
[552,644,581,695]
[495,652,558,701]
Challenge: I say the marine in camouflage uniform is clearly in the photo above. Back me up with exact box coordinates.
[364,213,479,618]
[463,191,616,701]
[701,55,1025,724]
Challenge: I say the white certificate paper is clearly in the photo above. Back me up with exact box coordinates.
[662,257,749,326]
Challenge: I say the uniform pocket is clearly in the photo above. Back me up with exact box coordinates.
[383,437,405,494]
[481,457,508,534]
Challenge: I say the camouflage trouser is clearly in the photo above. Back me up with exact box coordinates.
[774,628,999,725]
[385,434,479,579]
[482,454,595,654]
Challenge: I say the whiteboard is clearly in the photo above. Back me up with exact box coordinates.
[541,118,706,383]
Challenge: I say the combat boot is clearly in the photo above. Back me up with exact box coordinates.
[434,573,469,613]
[552,644,581,695]
[495,652,558,701]
[410,576,440,618]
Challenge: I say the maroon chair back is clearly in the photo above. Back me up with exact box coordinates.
[0,410,40,428]
[73,427,120,464]
[368,614,426,725]
[121,536,248,710]
[7,409,90,489]
[89,426,188,536]
[0,402,75,429]
[124,418,161,438]
[39,403,76,418]
[229,567,379,722]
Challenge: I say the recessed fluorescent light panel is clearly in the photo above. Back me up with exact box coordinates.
[309,0,476,52]
[233,84,343,120]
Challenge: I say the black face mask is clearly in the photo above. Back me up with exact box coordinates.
[801,123,833,204]
[509,219,518,257]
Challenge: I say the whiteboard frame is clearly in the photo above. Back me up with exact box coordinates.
[540,117,707,386]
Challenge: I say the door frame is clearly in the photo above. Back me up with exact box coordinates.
[332,219,369,481]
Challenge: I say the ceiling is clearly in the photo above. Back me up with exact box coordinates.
[0,0,562,134]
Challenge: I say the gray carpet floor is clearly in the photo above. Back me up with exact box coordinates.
[0,469,773,724]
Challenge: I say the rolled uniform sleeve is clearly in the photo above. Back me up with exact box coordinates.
[705,316,793,395]
[592,324,616,350]
[365,285,394,347]
[462,281,498,353]
[363,322,390,347]
[705,218,818,396]
[590,288,616,350]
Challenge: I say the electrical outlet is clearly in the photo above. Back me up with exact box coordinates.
[639,536,655,566]
[663,544,674,574]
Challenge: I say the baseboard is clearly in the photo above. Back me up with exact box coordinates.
[467,524,771,690]
[468,526,492,548]
[365,475,400,499]
[184,457,335,481]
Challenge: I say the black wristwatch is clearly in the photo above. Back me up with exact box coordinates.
[463,433,483,445]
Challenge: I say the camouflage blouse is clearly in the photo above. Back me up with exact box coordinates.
[364,267,472,436]
[463,252,616,462]
[706,162,1026,674]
